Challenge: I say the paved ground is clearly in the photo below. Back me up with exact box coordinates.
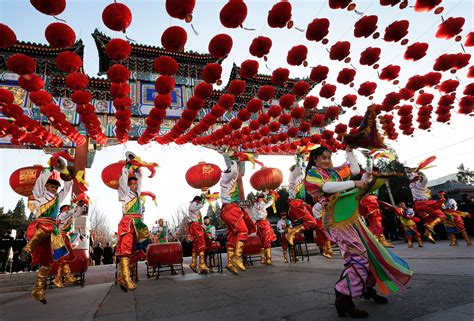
[0,240,473,321]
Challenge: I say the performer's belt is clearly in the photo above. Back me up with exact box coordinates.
[35,217,56,224]
[123,213,142,217]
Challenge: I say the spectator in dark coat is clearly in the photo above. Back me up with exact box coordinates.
[0,232,13,273]
[102,242,114,265]
[93,242,103,266]
[12,231,27,272]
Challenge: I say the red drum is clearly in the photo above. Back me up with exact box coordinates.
[294,234,306,244]
[243,235,262,256]
[207,241,221,252]
[147,242,183,267]
[49,249,89,275]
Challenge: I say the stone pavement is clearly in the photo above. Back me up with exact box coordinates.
[0,240,473,321]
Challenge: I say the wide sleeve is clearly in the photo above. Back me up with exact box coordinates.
[58,180,73,204]
[346,150,360,176]
[304,168,325,200]
[33,167,52,199]
[118,165,130,201]
[221,160,238,185]
[135,168,143,195]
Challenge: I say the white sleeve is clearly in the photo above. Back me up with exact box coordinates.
[346,150,360,176]
[118,166,130,201]
[58,180,73,204]
[72,204,86,218]
[210,226,216,238]
[33,168,52,199]
[221,160,239,184]
[265,199,273,209]
[447,199,457,210]
[322,181,356,194]
[136,169,142,195]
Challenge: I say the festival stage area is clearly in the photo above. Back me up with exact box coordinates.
[1,241,473,321]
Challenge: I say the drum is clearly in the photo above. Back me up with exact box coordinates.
[242,235,262,256]
[49,249,89,275]
[207,241,221,252]
[146,242,183,267]
[294,234,306,244]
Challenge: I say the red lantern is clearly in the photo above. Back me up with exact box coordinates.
[7,54,36,75]
[105,38,132,61]
[257,85,275,101]
[0,23,17,48]
[208,34,233,59]
[383,20,409,43]
[329,41,351,61]
[165,0,195,22]
[101,161,126,189]
[271,68,290,86]
[102,2,132,32]
[0,89,14,105]
[30,0,66,16]
[379,65,400,81]
[404,42,429,61]
[161,26,187,52]
[220,0,248,28]
[359,47,381,67]
[201,63,222,84]
[44,22,75,48]
[306,18,329,43]
[310,65,329,83]
[436,17,464,40]
[9,165,45,196]
[250,167,283,191]
[354,15,378,38]
[337,68,356,85]
[268,1,293,28]
[55,51,82,73]
[249,36,272,59]
[227,80,246,95]
[240,60,259,79]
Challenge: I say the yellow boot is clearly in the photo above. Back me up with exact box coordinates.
[31,266,50,304]
[259,248,265,264]
[231,241,246,271]
[198,252,209,274]
[322,241,333,259]
[377,234,394,248]
[417,237,424,247]
[19,228,50,261]
[189,252,198,274]
[283,250,289,263]
[286,225,305,246]
[460,230,472,246]
[53,264,64,288]
[265,248,274,266]
[117,257,136,292]
[225,247,239,275]
[424,218,443,244]
[62,264,77,284]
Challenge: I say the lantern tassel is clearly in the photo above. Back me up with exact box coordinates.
[53,16,67,23]
[190,23,199,36]
[294,26,305,32]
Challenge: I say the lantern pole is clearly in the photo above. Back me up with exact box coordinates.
[72,137,89,196]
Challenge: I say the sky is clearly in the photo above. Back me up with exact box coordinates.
[0,0,473,230]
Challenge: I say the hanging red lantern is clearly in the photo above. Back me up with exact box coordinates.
[329,41,351,62]
[439,79,460,93]
[102,2,132,32]
[324,106,341,119]
[30,0,66,16]
[310,65,329,83]
[161,26,187,52]
[201,63,223,84]
[249,36,272,59]
[250,167,283,191]
[194,82,213,100]
[105,38,132,61]
[0,89,14,105]
[416,93,434,106]
[436,17,465,41]
[404,42,429,61]
[319,83,337,99]
[44,22,75,48]
[458,96,473,115]
[337,68,356,85]
[354,15,379,38]
[153,56,178,76]
[328,0,354,10]
[9,165,45,196]
[414,0,442,12]
[71,90,92,105]
[240,59,259,79]
[18,74,44,92]
[186,96,205,111]
[287,45,308,66]
[246,98,263,113]
[268,1,293,29]
[155,75,176,95]
[465,32,474,47]
[384,20,409,44]
[66,72,89,90]
[279,94,296,109]
[7,54,36,75]
[271,68,290,86]
[292,81,310,97]
[0,23,17,48]
[379,65,400,82]
[306,18,330,43]
[55,51,82,73]
[107,64,130,83]
[290,107,305,119]
[268,105,282,118]
[165,0,195,22]
[341,94,357,108]
[303,96,319,110]
[359,47,381,67]
[279,113,292,125]
[186,162,222,191]
[208,34,233,59]
[218,94,235,109]
[358,82,377,97]
[227,79,246,95]
[110,82,131,98]
[257,85,275,101]
[220,0,248,28]
[237,109,251,121]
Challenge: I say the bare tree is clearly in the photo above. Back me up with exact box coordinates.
[169,203,189,240]
[89,205,113,245]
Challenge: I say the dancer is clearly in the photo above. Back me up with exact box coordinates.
[439,192,472,246]
[202,216,216,241]
[407,163,445,243]
[359,194,393,248]
[287,154,332,258]
[305,146,412,318]
[53,194,89,288]
[220,156,248,275]
[380,201,423,248]
[187,194,210,274]
[19,154,74,304]
[253,193,276,266]
[115,152,153,292]
[152,218,168,244]
[277,212,291,263]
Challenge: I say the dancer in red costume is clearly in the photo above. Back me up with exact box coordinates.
[53,194,89,288]
[253,193,277,266]
[287,153,333,258]
[439,192,472,246]
[187,194,211,274]
[407,167,445,243]
[220,155,249,275]
[19,154,74,304]
[359,194,393,248]
[115,152,154,292]
[277,212,291,263]
[380,201,423,248]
